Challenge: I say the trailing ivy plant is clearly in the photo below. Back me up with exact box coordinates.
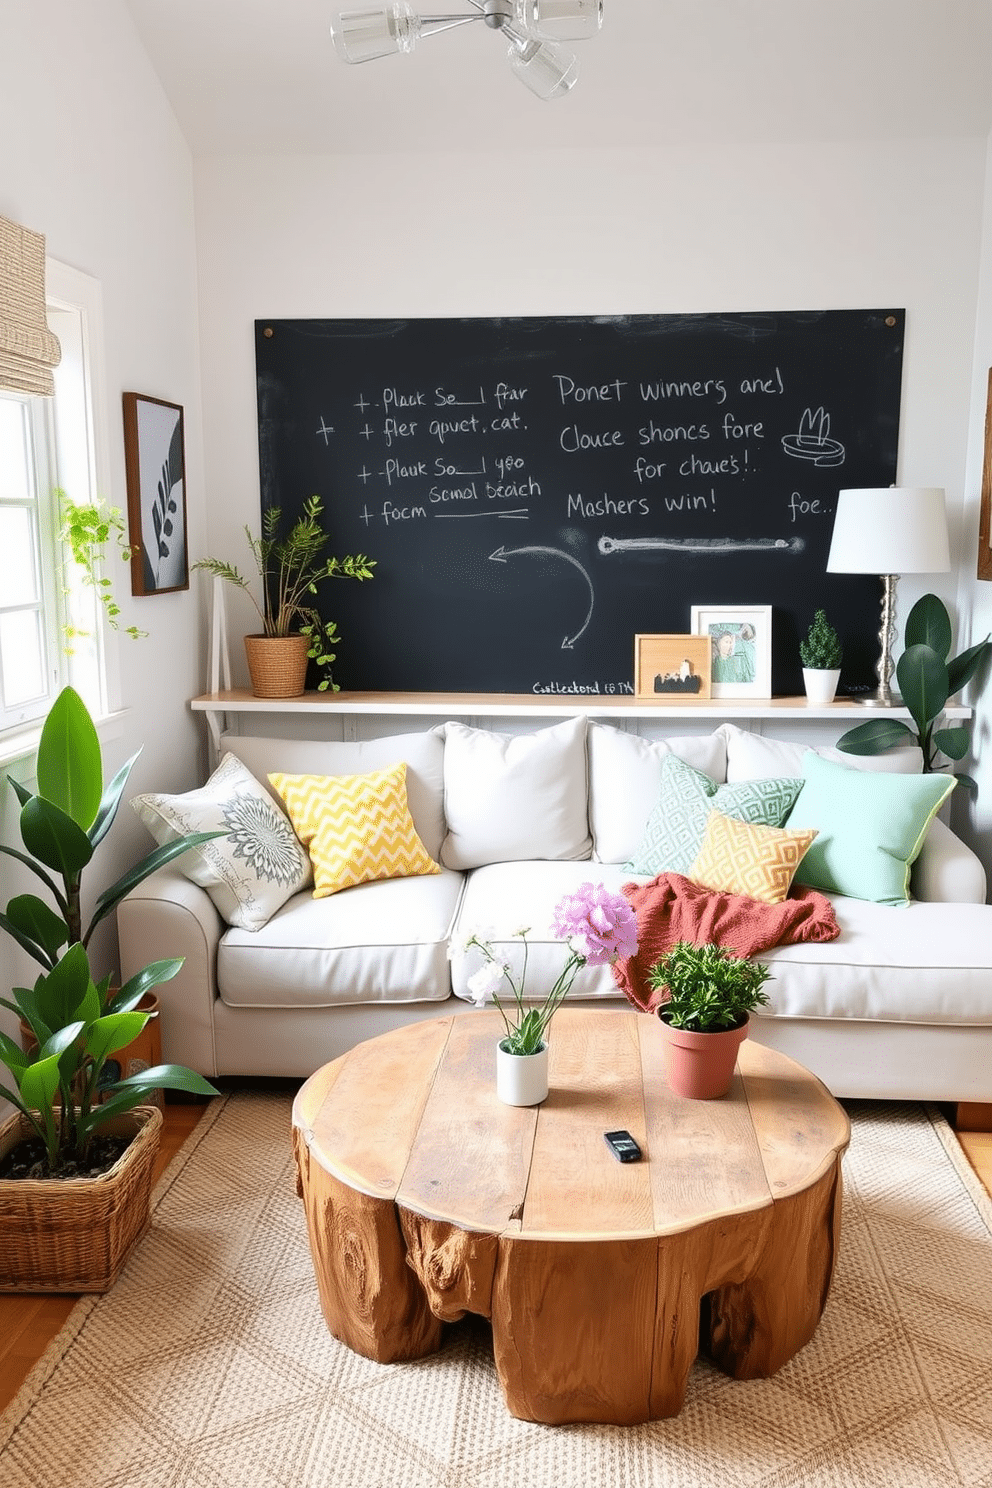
[837,593,991,790]
[58,490,146,645]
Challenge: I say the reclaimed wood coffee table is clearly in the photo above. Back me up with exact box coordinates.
[292,1008,850,1425]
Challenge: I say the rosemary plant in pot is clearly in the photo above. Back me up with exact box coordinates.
[799,609,842,704]
[193,495,375,698]
[461,883,638,1106]
[0,686,219,1292]
[648,941,772,1100]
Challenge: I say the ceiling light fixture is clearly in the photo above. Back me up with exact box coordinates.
[329,0,603,101]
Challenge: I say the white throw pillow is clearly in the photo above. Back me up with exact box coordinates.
[439,716,591,870]
[720,722,924,782]
[588,722,728,864]
[131,753,312,931]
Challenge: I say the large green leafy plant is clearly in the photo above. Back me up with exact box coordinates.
[837,594,991,790]
[193,494,375,691]
[0,687,218,1175]
[648,942,772,1032]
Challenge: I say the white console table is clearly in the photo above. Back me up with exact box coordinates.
[191,689,968,760]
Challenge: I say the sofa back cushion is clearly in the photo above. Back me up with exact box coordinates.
[588,722,728,864]
[220,729,446,862]
[439,716,591,869]
[720,722,924,781]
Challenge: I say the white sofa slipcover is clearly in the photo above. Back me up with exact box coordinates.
[116,719,992,1103]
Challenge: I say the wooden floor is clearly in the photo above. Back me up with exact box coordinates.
[1,1098,991,1417]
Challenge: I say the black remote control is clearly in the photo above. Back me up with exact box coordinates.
[604,1129,642,1163]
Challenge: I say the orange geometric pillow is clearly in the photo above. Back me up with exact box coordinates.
[689,808,818,905]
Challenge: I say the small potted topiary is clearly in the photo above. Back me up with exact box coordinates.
[799,609,843,704]
[647,941,772,1099]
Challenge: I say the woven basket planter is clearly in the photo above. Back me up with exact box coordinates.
[243,633,310,698]
[0,1105,163,1293]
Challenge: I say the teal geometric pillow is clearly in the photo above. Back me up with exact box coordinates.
[624,754,804,876]
[786,750,955,906]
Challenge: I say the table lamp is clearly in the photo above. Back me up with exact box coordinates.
[826,487,950,706]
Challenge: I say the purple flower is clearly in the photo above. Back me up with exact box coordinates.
[550,882,638,966]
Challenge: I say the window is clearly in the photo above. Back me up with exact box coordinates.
[0,260,118,748]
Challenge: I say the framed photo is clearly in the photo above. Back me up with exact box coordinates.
[690,605,773,699]
[634,634,711,700]
[122,392,189,596]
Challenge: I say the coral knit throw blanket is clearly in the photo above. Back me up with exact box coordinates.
[612,872,841,1013]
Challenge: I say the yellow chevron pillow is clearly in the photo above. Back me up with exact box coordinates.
[269,762,441,898]
[689,808,818,905]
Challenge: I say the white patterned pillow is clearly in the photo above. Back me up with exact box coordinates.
[131,754,312,931]
[624,753,804,877]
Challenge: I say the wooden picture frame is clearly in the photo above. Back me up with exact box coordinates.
[122,391,189,596]
[977,368,992,580]
[634,634,711,699]
[691,604,773,699]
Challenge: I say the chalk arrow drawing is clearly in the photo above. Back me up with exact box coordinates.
[489,545,594,649]
[598,535,805,556]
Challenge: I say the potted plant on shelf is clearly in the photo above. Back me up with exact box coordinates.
[193,494,375,698]
[837,593,991,790]
[799,608,843,704]
[647,941,772,1099]
[461,882,638,1106]
[0,686,220,1292]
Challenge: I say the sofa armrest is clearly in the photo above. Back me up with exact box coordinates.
[117,867,224,1077]
[911,816,987,904]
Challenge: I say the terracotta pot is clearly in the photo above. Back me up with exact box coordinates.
[496,1041,549,1106]
[243,633,310,698]
[0,1104,163,1292]
[658,1013,751,1100]
[802,667,841,705]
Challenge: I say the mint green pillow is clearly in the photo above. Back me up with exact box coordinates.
[786,751,954,906]
[624,754,804,876]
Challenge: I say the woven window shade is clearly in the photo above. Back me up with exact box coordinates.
[0,214,62,396]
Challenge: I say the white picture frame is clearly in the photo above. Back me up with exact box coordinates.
[691,604,773,699]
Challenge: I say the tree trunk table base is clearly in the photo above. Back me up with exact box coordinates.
[292,1009,850,1425]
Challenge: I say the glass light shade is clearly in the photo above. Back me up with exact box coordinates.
[330,3,421,63]
[507,37,578,99]
[514,0,603,41]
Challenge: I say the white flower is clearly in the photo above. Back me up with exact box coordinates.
[467,961,507,1006]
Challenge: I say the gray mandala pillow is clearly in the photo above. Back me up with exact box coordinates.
[131,753,312,931]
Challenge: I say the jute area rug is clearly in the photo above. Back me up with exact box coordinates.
[2,1093,991,1488]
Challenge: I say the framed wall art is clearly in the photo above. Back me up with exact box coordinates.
[634,634,711,699]
[122,391,189,596]
[691,604,773,699]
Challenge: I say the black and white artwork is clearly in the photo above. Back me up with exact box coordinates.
[123,392,188,595]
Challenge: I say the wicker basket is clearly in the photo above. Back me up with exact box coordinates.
[243,633,310,698]
[0,1105,163,1293]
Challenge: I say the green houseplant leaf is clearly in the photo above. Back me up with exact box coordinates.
[835,718,916,756]
[904,592,952,659]
[36,685,103,830]
[896,644,949,744]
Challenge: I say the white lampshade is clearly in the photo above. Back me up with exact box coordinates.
[826,487,950,575]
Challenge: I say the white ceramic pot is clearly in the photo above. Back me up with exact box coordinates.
[496,1041,549,1106]
[802,667,841,705]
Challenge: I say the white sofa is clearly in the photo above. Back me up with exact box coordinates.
[116,717,992,1103]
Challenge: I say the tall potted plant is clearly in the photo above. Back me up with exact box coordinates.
[193,494,375,697]
[0,686,219,1291]
[648,941,772,1099]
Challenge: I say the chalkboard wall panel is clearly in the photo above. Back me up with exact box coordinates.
[255,311,903,696]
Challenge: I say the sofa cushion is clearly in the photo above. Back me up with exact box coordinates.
[439,716,591,869]
[130,753,312,931]
[269,762,441,898]
[689,809,818,905]
[786,752,955,906]
[721,722,924,781]
[217,868,464,1008]
[755,895,992,1025]
[449,861,650,1004]
[220,729,446,861]
[624,754,804,877]
[588,722,728,863]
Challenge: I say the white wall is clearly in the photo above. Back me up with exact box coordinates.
[192,138,989,722]
[0,1,206,1056]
